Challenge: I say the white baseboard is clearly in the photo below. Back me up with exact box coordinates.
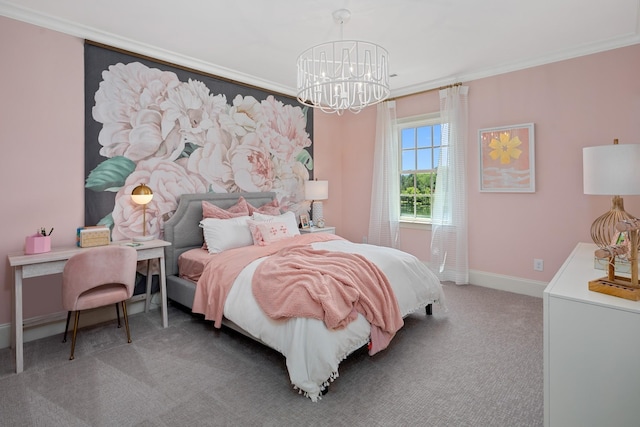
[0,294,159,350]
[469,269,547,298]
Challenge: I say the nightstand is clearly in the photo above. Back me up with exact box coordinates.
[300,226,336,234]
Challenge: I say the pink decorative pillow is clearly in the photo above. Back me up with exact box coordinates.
[247,219,265,245]
[247,219,291,246]
[252,211,300,236]
[201,199,251,250]
[202,199,250,219]
[246,197,281,216]
[257,221,291,244]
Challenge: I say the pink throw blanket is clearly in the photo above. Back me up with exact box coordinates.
[252,245,403,355]
[192,233,343,328]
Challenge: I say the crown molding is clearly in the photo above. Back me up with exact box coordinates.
[3,1,639,100]
[0,2,296,97]
[390,33,640,98]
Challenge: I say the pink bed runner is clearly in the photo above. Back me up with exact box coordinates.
[192,233,343,327]
[252,245,403,355]
[191,233,403,355]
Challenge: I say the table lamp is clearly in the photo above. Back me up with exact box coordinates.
[583,139,640,299]
[305,179,328,225]
[131,183,154,242]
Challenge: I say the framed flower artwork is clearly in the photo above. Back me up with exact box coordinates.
[478,123,535,192]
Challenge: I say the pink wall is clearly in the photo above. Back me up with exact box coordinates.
[339,43,640,283]
[310,113,345,232]
[1,16,85,324]
[2,15,640,327]
[466,48,640,280]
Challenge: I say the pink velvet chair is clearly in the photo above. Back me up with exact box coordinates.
[61,245,138,360]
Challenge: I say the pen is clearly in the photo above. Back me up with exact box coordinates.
[48,228,54,236]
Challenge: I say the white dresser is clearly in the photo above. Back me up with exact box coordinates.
[543,242,640,427]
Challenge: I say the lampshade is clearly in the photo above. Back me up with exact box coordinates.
[296,9,390,116]
[305,180,329,201]
[131,183,154,205]
[583,143,640,195]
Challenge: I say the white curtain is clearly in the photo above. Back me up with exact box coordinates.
[430,86,469,284]
[368,101,400,248]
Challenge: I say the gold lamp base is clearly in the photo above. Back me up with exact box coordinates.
[590,218,640,301]
[589,276,640,301]
[589,195,634,248]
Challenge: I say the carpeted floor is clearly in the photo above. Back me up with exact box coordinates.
[0,283,543,426]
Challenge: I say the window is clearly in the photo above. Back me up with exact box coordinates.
[398,113,441,222]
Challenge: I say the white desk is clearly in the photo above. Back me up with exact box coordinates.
[8,239,171,373]
[543,242,640,426]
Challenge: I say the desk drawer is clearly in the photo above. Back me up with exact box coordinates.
[22,260,66,278]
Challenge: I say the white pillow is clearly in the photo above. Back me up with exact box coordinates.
[199,216,253,254]
[252,211,300,236]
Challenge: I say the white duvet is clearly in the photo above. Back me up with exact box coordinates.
[222,240,445,401]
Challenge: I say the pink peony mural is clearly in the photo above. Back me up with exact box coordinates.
[84,44,314,240]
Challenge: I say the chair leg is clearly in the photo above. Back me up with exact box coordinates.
[121,301,132,344]
[62,311,71,343]
[115,303,121,328]
[69,311,80,360]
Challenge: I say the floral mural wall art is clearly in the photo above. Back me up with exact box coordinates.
[84,43,314,240]
[478,123,535,193]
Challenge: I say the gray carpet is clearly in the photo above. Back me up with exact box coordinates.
[0,283,543,426]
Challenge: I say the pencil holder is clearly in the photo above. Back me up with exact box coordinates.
[25,234,51,255]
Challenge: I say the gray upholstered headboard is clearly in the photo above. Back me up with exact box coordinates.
[163,192,276,276]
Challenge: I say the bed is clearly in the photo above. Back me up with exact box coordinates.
[163,192,445,401]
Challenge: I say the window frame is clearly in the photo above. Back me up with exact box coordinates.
[396,112,441,225]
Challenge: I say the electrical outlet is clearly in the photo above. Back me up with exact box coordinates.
[534,258,544,272]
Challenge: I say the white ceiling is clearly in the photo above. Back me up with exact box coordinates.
[2,0,639,98]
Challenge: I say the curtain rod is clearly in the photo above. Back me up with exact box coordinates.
[388,82,463,102]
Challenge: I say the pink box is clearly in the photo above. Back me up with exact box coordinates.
[25,234,51,255]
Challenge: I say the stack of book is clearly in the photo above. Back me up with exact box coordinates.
[76,226,111,248]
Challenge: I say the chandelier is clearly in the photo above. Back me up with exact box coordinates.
[296,9,390,115]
